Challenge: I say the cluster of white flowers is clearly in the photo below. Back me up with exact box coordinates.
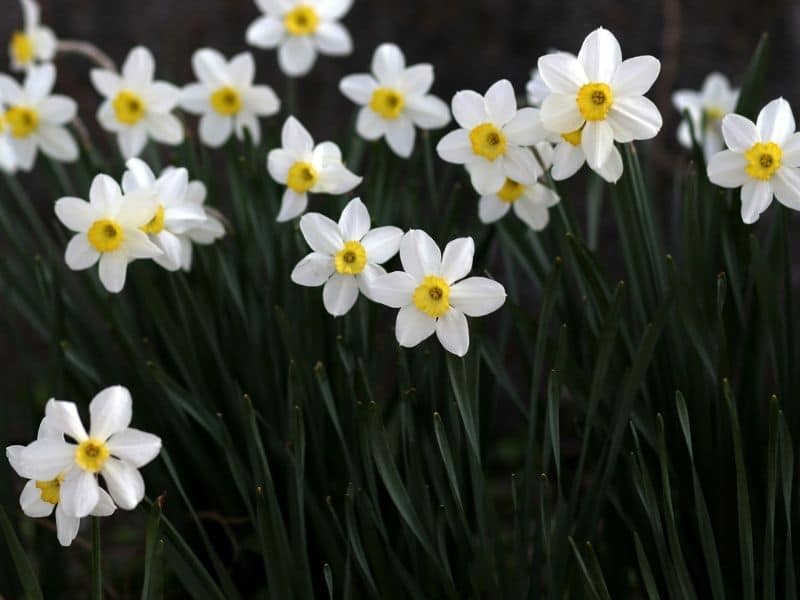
[6,386,160,546]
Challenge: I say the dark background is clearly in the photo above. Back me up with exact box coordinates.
[1,0,798,396]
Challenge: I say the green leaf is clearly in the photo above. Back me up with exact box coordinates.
[0,506,43,600]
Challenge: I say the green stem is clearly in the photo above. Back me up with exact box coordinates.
[91,516,102,600]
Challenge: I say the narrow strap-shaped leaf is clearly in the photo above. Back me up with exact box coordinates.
[0,506,43,600]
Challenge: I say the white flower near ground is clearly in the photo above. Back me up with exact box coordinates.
[292,197,402,316]
[268,116,362,222]
[436,79,547,195]
[0,64,78,171]
[91,46,183,159]
[371,230,507,357]
[537,27,662,183]
[9,0,56,72]
[479,142,560,231]
[246,0,353,77]
[6,417,116,547]
[673,72,739,159]
[339,43,450,158]
[121,159,209,272]
[54,173,163,293]
[174,176,226,272]
[707,98,800,224]
[12,386,161,518]
[180,49,280,148]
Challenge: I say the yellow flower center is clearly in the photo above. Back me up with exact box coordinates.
[370,88,405,120]
[210,86,243,116]
[413,275,451,318]
[0,113,7,135]
[496,179,526,203]
[35,474,65,505]
[334,240,367,275]
[75,439,110,473]
[112,90,147,125]
[88,219,125,252]
[141,205,166,234]
[469,123,507,161]
[5,106,39,138]
[744,142,782,181]
[576,83,614,122]
[561,127,583,147]
[284,5,319,36]
[10,31,34,65]
[287,161,318,193]
[704,106,725,123]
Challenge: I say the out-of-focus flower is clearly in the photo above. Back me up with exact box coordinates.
[0,64,77,170]
[526,68,549,107]
[437,79,547,195]
[54,173,162,293]
[13,386,161,518]
[246,0,353,78]
[371,230,506,356]
[91,46,183,159]
[268,116,362,222]
[9,0,56,72]
[0,113,17,173]
[339,43,450,158]
[121,159,208,272]
[673,72,739,159]
[707,98,800,224]
[181,48,280,148]
[175,176,226,272]
[6,417,116,547]
[291,197,402,316]
[537,27,662,183]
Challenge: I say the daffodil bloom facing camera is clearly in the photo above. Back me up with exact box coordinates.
[13,386,161,519]
[436,79,547,195]
[9,0,56,72]
[339,43,450,158]
[0,64,78,171]
[371,230,507,357]
[268,116,362,222]
[673,72,739,159]
[6,417,116,547]
[246,0,353,77]
[181,48,280,148]
[707,98,800,224]
[291,197,402,316]
[537,27,662,183]
[121,159,209,272]
[55,173,163,293]
[91,46,184,159]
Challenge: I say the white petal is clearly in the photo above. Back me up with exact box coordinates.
[65,234,100,270]
[503,146,540,184]
[276,189,308,222]
[282,116,315,155]
[772,167,800,211]
[229,52,255,87]
[436,129,472,164]
[25,64,55,101]
[46,399,89,442]
[722,114,759,152]
[315,163,362,194]
[449,277,507,316]
[101,458,145,510]
[338,197,370,241]
[385,115,416,158]
[372,44,405,83]
[20,480,54,518]
[116,189,159,228]
[38,126,79,163]
[607,96,663,142]
[199,112,233,148]
[55,197,97,232]
[98,251,129,293]
[0,74,24,104]
[360,226,403,264]
[400,229,442,279]
[514,197,551,231]
[152,230,183,271]
[503,107,547,146]
[246,16,285,49]
[89,386,132,440]
[300,212,344,254]
[55,505,81,546]
[243,85,281,116]
[317,0,353,20]
[371,271,416,307]
[594,145,624,183]
[146,113,184,145]
[124,229,162,260]
[106,428,161,467]
[90,488,117,517]
[122,47,155,88]
[757,98,796,145]
[267,148,294,184]
[180,82,211,114]
[468,158,506,195]
[404,95,450,129]
[581,121,615,169]
[740,180,773,224]
[478,195,511,223]
[440,237,474,284]
[452,90,489,129]
[537,52,588,94]
[118,126,148,159]
[356,106,387,140]
[340,74,378,105]
[610,56,661,97]
[14,439,73,480]
[356,263,386,299]
[143,82,180,113]
[91,69,122,97]
[540,94,584,133]
[291,252,335,286]
[399,64,434,96]
[37,97,77,125]
[435,308,470,356]
[59,469,99,518]
[314,22,352,56]
[578,27,622,82]
[707,150,749,189]
[322,273,360,316]
[395,305,436,348]
[191,48,230,87]
[278,37,316,77]
[781,132,800,167]
[484,79,517,126]
[11,137,37,171]
[551,142,586,180]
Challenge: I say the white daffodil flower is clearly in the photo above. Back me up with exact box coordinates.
[6,417,116,547]
[172,176,226,272]
[0,64,78,171]
[339,43,450,158]
[436,79,547,195]
[537,27,662,183]
[91,46,184,159]
[180,48,281,148]
[371,230,507,357]
[121,159,209,272]
[707,98,800,224]
[673,72,739,160]
[268,116,363,222]
[9,0,56,72]
[246,0,353,78]
[55,173,163,293]
[291,197,402,316]
[14,386,161,519]
[479,142,560,231]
